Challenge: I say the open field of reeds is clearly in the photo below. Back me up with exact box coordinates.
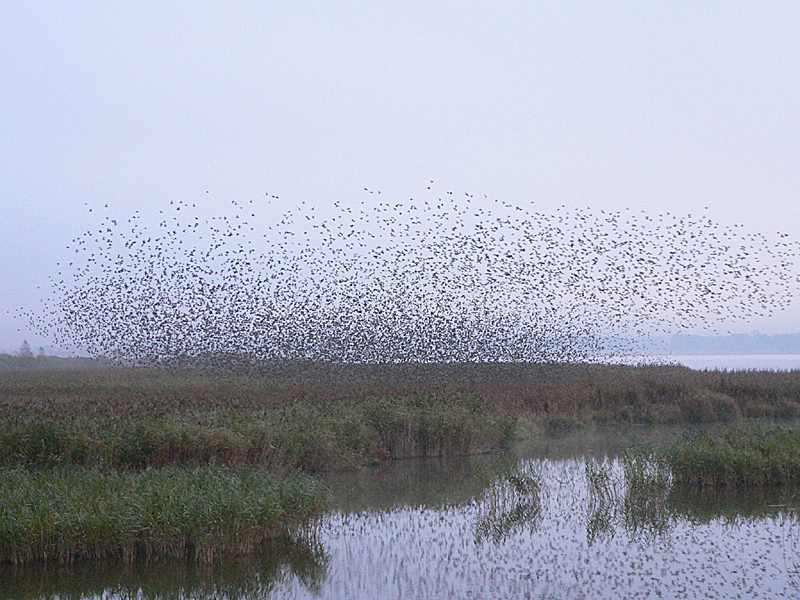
[2,361,800,470]
[0,364,521,472]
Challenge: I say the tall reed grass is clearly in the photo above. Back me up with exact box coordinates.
[0,466,328,565]
[3,362,799,566]
[0,393,514,473]
[585,427,800,544]
[4,362,798,440]
[663,427,800,487]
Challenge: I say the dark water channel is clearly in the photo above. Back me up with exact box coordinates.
[3,424,800,599]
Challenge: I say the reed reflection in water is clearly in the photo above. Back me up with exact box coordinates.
[0,536,328,600]
[282,458,800,600]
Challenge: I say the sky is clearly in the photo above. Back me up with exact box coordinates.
[2,2,799,354]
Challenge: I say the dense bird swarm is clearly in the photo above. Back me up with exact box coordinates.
[26,186,800,366]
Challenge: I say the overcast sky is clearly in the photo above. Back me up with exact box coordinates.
[2,2,799,354]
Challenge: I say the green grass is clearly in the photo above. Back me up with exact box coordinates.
[0,466,328,565]
[0,393,514,473]
[663,427,800,487]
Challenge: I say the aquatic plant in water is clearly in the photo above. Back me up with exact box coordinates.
[663,427,800,487]
[474,462,542,544]
[585,448,673,545]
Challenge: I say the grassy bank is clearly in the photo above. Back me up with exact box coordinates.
[602,427,800,491]
[0,466,327,565]
[2,362,800,471]
[0,393,513,473]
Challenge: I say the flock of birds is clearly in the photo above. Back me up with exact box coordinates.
[27,184,800,366]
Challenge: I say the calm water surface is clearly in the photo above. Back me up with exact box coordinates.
[665,354,800,371]
[3,430,800,599]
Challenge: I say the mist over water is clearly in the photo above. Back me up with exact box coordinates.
[24,186,800,365]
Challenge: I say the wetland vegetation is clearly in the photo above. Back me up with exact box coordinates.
[2,361,800,570]
[0,466,326,565]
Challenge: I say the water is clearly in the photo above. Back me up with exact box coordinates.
[3,442,800,599]
[665,354,800,371]
[282,459,800,600]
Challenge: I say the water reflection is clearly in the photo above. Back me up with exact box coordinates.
[671,485,800,524]
[297,458,800,599]
[474,462,542,544]
[0,536,328,600]
[321,454,499,513]
[586,454,800,548]
[5,444,800,599]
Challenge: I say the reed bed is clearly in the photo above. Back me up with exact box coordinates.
[585,449,800,546]
[0,466,328,565]
[663,427,800,487]
[0,393,513,473]
[585,427,800,545]
[2,362,800,469]
[4,362,800,429]
[612,427,800,492]
[3,361,800,565]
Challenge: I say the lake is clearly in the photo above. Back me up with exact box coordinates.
[3,427,799,600]
[668,354,800,371]
[623,354,800,371]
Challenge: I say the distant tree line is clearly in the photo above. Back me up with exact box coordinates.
[11,340,47,358]
[0,341,107,370]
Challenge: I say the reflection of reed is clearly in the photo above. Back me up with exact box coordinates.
[474,463,542,544]
[586,452,800,546]
[475,502,542,544]
[585,459,619,545]
[586,449,674,545]
[0,535,329,600]
[621,445,673,541]
[668,485,800,524]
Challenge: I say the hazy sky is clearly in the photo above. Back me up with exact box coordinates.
[2,2,799,353]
